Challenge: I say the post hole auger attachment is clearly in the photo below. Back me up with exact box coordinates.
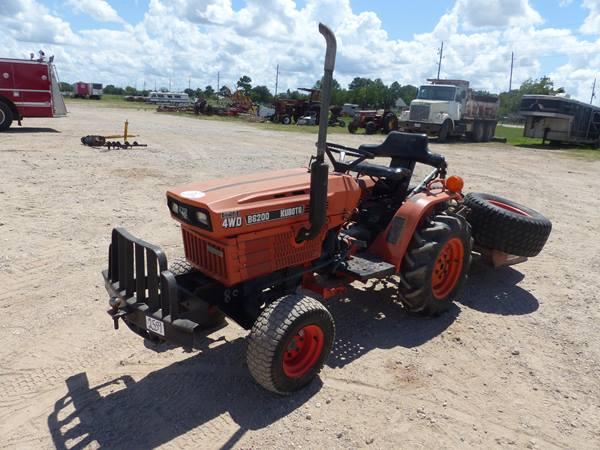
[297,23,337,243]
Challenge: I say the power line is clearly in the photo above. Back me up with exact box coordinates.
[509,52,514,92]
[436,41,444,80]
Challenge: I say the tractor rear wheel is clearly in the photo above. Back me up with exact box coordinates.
[365,121,377,135]
[247,294,335,394]
[399,213,472,315]
[0,102,13,131]
[348,121,358,134]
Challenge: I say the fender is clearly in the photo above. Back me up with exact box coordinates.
[368,189,461,271]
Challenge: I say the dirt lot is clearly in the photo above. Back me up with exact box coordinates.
[1,103,599,449]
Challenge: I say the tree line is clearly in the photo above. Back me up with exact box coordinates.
[60,75,567,116]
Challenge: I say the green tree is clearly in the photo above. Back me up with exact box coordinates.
[249,85,272,103]
[59,82,72,92]
[104,85,124,95]
[498,76,565,117]
[204,85,215,97]
[236,75,252,94]
[398,85,418,105]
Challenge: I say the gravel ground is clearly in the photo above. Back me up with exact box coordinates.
[1,103,599,449]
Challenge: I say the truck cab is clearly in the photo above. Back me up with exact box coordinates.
[399,79,498,142]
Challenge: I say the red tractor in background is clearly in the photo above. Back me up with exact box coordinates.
[102,24,551,394]
[272,88,321,124]
[348,109,399,134]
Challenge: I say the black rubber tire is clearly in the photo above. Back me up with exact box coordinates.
[281,115,291,125]
[337,119,346,128]
[472,121,484,142]
[169,257,195,276]
[464,193,552,257]
[438,119,451,142]
[382,113,398,134]
[0,102,14,131]
[482,122,494,142]
[399,213,472,316]
[348,121,358,134]
[365,121,377,135]
[247,294,335,394]
[169,257,226,328]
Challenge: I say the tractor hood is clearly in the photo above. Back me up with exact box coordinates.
[166,168,361,237]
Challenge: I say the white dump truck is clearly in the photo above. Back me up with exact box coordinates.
[398,79,499,142]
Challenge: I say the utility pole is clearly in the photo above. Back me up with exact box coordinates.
[154,80,156,91]
[509,52,514,92]
[591,78,596,104]
[143,79,146,92]
[168,77,171,91]
[275,64,279,98]
[188,76,191,91]
[436,41,444,80]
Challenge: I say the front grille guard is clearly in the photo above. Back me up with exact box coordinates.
[106,227,180,318]
[103,228,197,348]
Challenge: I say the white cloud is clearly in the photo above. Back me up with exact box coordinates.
[0,0,598,105]
[66,0,124,24]
[454,0,543,29]
[581,0,600,34]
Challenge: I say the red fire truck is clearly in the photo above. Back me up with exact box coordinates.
[0,57,67,131]
[73,81,103,99]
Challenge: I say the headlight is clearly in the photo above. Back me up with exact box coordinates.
[195,211,209,225]
[171,202,179,214]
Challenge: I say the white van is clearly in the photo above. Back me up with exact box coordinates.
[146,92,191,105]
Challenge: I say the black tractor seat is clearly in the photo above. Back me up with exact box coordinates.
[358,132,446,168]
[352,161,411,181]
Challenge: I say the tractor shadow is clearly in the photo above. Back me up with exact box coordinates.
[4,127,60,133]
[47,265,539,448]
[48,337,319,450]
[327,262,538,368]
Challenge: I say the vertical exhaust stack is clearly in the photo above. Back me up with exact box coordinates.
[297,23,337,243]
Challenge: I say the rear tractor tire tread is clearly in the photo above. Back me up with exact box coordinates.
[399,213,472,316]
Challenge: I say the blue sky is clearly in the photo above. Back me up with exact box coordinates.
[1,0,599,102]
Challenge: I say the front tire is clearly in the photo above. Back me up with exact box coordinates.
[438,119,452,142]
[0,102,14,131]
[399,213,472,315]
[247,294,335,394]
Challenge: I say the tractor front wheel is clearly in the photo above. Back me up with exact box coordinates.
[247,294,335,394]
[399,213,472,315]
[365,121,377,135]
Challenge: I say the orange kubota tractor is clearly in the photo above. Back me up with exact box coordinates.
[102,24,551,394]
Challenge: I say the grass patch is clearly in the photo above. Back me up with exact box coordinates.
[65,94,156,110]
[494,125,542,146]
[495,124,600,158]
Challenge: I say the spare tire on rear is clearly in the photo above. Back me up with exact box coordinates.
[464,192,552,257]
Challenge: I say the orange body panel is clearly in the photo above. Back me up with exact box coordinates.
[167,168,362,286]
[368,189,461,270]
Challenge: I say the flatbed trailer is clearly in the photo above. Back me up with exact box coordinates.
[520,95,600,146]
